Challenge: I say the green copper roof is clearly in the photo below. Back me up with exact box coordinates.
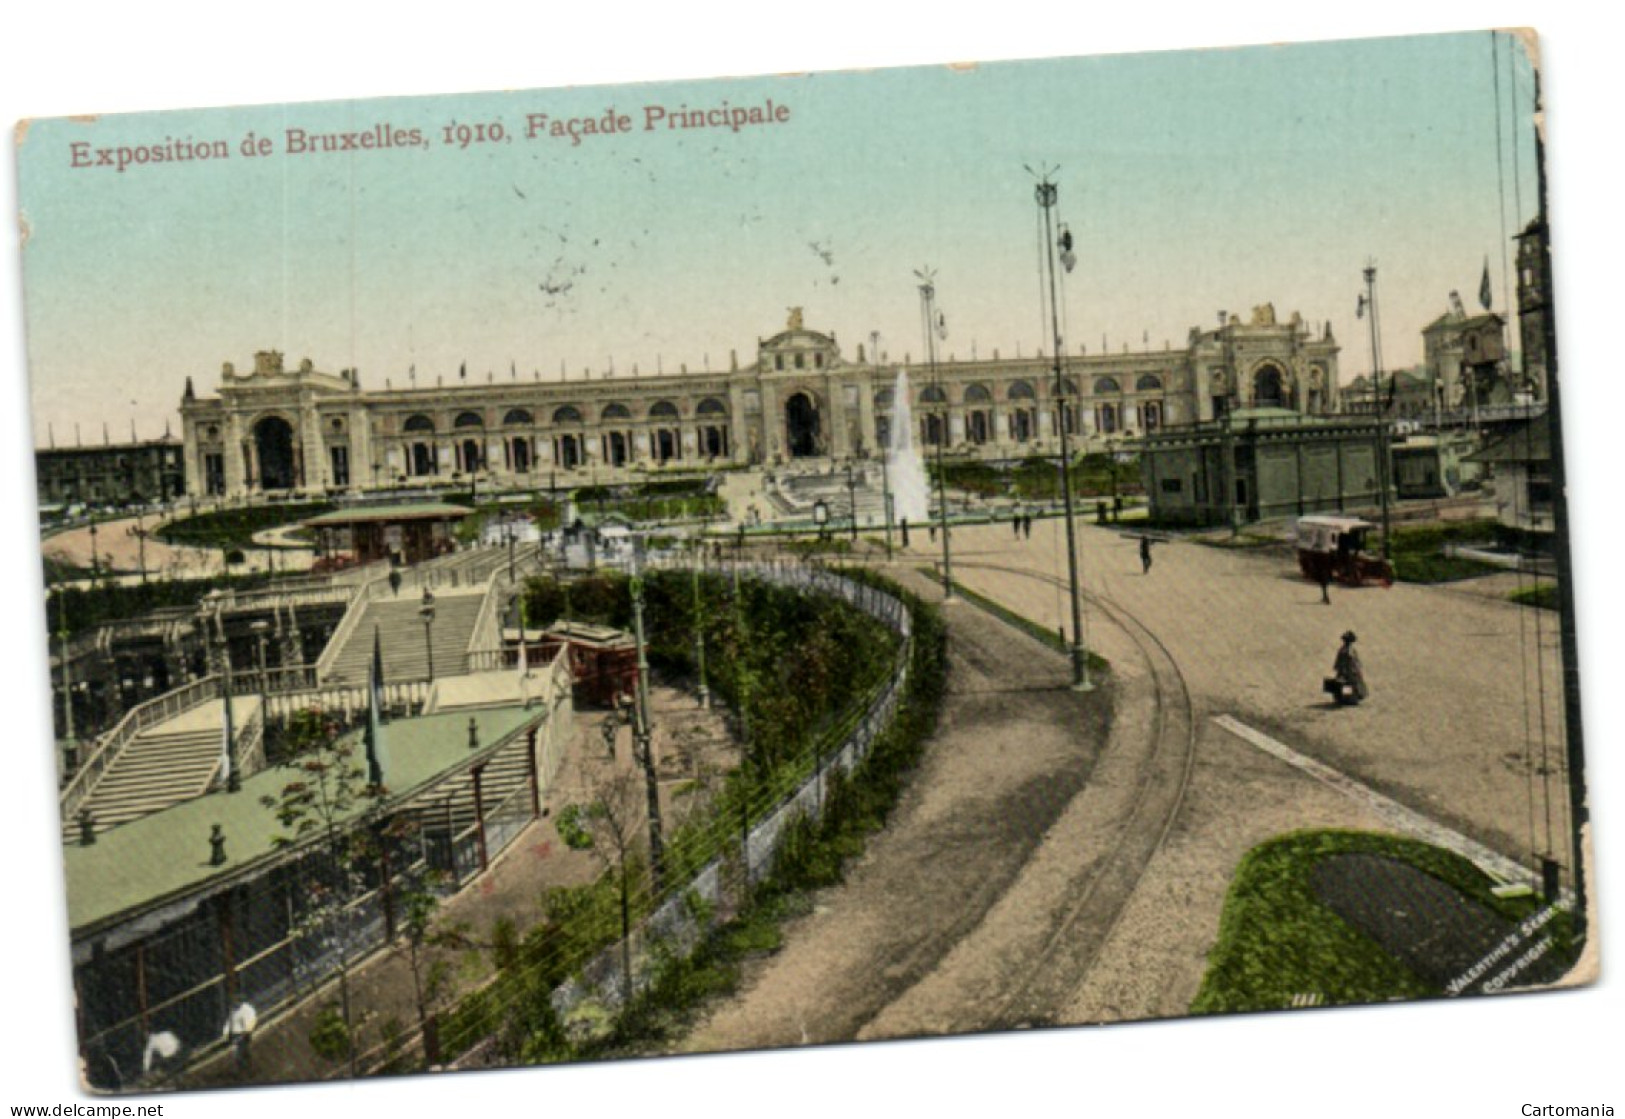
[63,705,537,934]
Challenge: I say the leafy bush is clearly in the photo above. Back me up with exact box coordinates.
[554,805,595,850]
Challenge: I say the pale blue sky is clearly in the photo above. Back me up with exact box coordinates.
[19,30,1538,444]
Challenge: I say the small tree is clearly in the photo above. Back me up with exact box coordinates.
[571,757,650,1001]
[395,869,472,1067]
[260,708,382,1077]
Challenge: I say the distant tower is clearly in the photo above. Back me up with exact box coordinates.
[1516,217,1551,400]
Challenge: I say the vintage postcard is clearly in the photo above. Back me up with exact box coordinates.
[11,26,1603,1104]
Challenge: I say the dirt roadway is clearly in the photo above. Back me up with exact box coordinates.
[674,568,1116,1051]
[668,523,1577,1053]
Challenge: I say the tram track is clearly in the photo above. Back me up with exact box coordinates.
[943,560,1199,1027]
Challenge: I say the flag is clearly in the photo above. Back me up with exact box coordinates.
[1479,257,1493,311]
[364,626,387,787]
[459,361,467,381]
[1356,294,1367,320]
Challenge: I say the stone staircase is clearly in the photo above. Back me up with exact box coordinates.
[438,735,535,841]
[321,587,491,685]
[65,696,261,840]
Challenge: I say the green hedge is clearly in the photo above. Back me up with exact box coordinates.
[155,502,335,549]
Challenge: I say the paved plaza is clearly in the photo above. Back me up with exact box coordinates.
[914,518,1568,865]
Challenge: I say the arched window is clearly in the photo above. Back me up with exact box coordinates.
[1008,380,1036,400]
[650,400,680,419]
[964,384,992,404]
[602,403,632,421]
[696,397,728,416]
[1135,374,1163,392]
[874,387,895,409]
[552,405,583,425]
[403,414,435,433]
[454,411,485,429]
[1055,378,1078,399]
[503,408,534,426]
[919,385,947,405]
[1093,377,1121,395]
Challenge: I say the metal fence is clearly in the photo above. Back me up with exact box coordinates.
[549,560,913,1014]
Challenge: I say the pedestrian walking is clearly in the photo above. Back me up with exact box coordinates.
[388,568,402,596]
[1140,534,1153,574]
[900,517,910,548]
[1022,514,1032,539]
[1317,564,1332,605]
[1325,630,1368,705]
[1012,513,1021,539]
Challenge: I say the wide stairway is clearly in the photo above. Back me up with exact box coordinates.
[322,586,490,685]
[66,696,261,840]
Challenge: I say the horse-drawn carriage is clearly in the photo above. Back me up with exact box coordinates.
[1295,515,1394,587]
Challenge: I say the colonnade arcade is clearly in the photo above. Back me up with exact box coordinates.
[383,396,735,483]
[899,374,1163,449]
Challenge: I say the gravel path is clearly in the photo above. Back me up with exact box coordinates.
[665,518,1579,1048]
[675,568,1113,1052]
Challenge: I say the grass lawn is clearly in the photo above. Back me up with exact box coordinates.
[1191,829,1572,1015]
[1386,519,1504,583]
[1508,584,1560,610]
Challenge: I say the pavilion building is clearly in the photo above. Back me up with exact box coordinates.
[178,304,1339,500]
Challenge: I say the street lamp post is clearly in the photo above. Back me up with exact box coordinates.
[217,620,240,793]
[691,539,709,708]
[1362,261,1393,559]
[126,515,149,585]
[1034,172,1092,690]
[872,330,894,561]
[419,591,437,683]
[915,269,953,599]
[56,589,78,781]
[846,463,859,542]
[628,545,667,892]
[88,521,100,580]
[812,499,829,544]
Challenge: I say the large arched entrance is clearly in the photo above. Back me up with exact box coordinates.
[785,393,820,458]
[1253,363,1291,409]
[254,416,296,490]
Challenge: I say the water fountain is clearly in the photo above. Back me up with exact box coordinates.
[888,369,930,524]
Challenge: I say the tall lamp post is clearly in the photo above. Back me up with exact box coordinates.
[915,268,953,599]
[1361,260,1393,559]
[55,588,78,780]
[1033,170,1092,689]
[419,590,436,683]
[691,538,709,708]
[845,463,859,542]
[628,544,667,892]
[872,330,894,560]
[126,515,150,586]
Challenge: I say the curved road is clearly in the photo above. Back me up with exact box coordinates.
[673,518,1571,1051]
